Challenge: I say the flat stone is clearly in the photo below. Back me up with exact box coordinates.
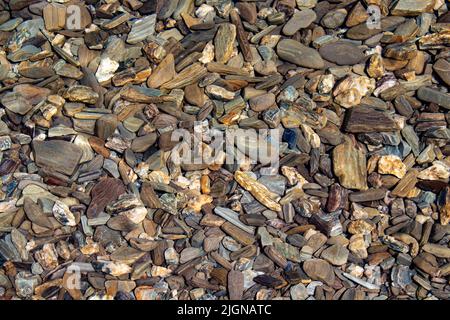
[417,87,450,110]
[344,106,399,133]
[282,9,317,36]
[378,155,407,178]
[249,93,276,112]
[333,138,367,190]
[433,59,450,87]
[422,243,450,258]
[321,9,347,29]
[321,244,349,266]
[127,14,157,44]
[157,0,179,19]
[23,197,53,229]
[0,17,22,32]
[215,23,236,64]
[52,201,77,226]
[147,53,175,88]
[303,259,335,285]
[392,169,419,197]
[87,178,126,218]
[392,0,436,16]
[277,39,325,69]
[1,92,33,115]
[228,270,244,300]
[131,133,158,153]
[319,42,366,65]
[64,85,99,104]
[43,3,66,31]
[418,161,450,181]
[179,247,203,264]
[348,189,387,202]
[290,283,308,300]
[235,2,257,24]
[347,16,405,40]
[33,140,82,176]
[95,57,119,83]
[214,207,255,234]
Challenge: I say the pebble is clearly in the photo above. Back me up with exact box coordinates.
[303,259,335,286]
[417,87,450,110]
[319,42,366,66]
[277,39,325,69]
[282,9,317,36]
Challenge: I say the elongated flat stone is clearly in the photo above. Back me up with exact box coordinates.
[319,42,366,65]
[333,139,367,190]
[277,39,324,69]
[439,187,450,226]
[228,270,244,300]
[422,243,450,258]
[214,207,255,234]
[392,0,436,16]
[64,85,99,104]
[234,171,281,212]
[347,17,405,40]
[433,59,450,87]
[417,87,450,110]
[344,106,399,133]
[348,189,387,202]
[342,272,380,290]
[392,169,419,197]
[161,63,207,90]
[214,23,236,64]
[282,9,316,36]
[221,222,255,246]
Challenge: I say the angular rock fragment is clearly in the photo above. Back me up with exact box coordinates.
[303,259,335,285]
[33,140,82,176]
[378,155,407,179]
[344,106,398,133]
[333,139,367,190]
[87,178,126,218]
[215,23,236,64]
[234,171,281,212]
[127,14,157,44]
[392,0,436,16]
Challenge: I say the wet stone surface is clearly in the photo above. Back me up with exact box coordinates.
[0,0,449,301]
